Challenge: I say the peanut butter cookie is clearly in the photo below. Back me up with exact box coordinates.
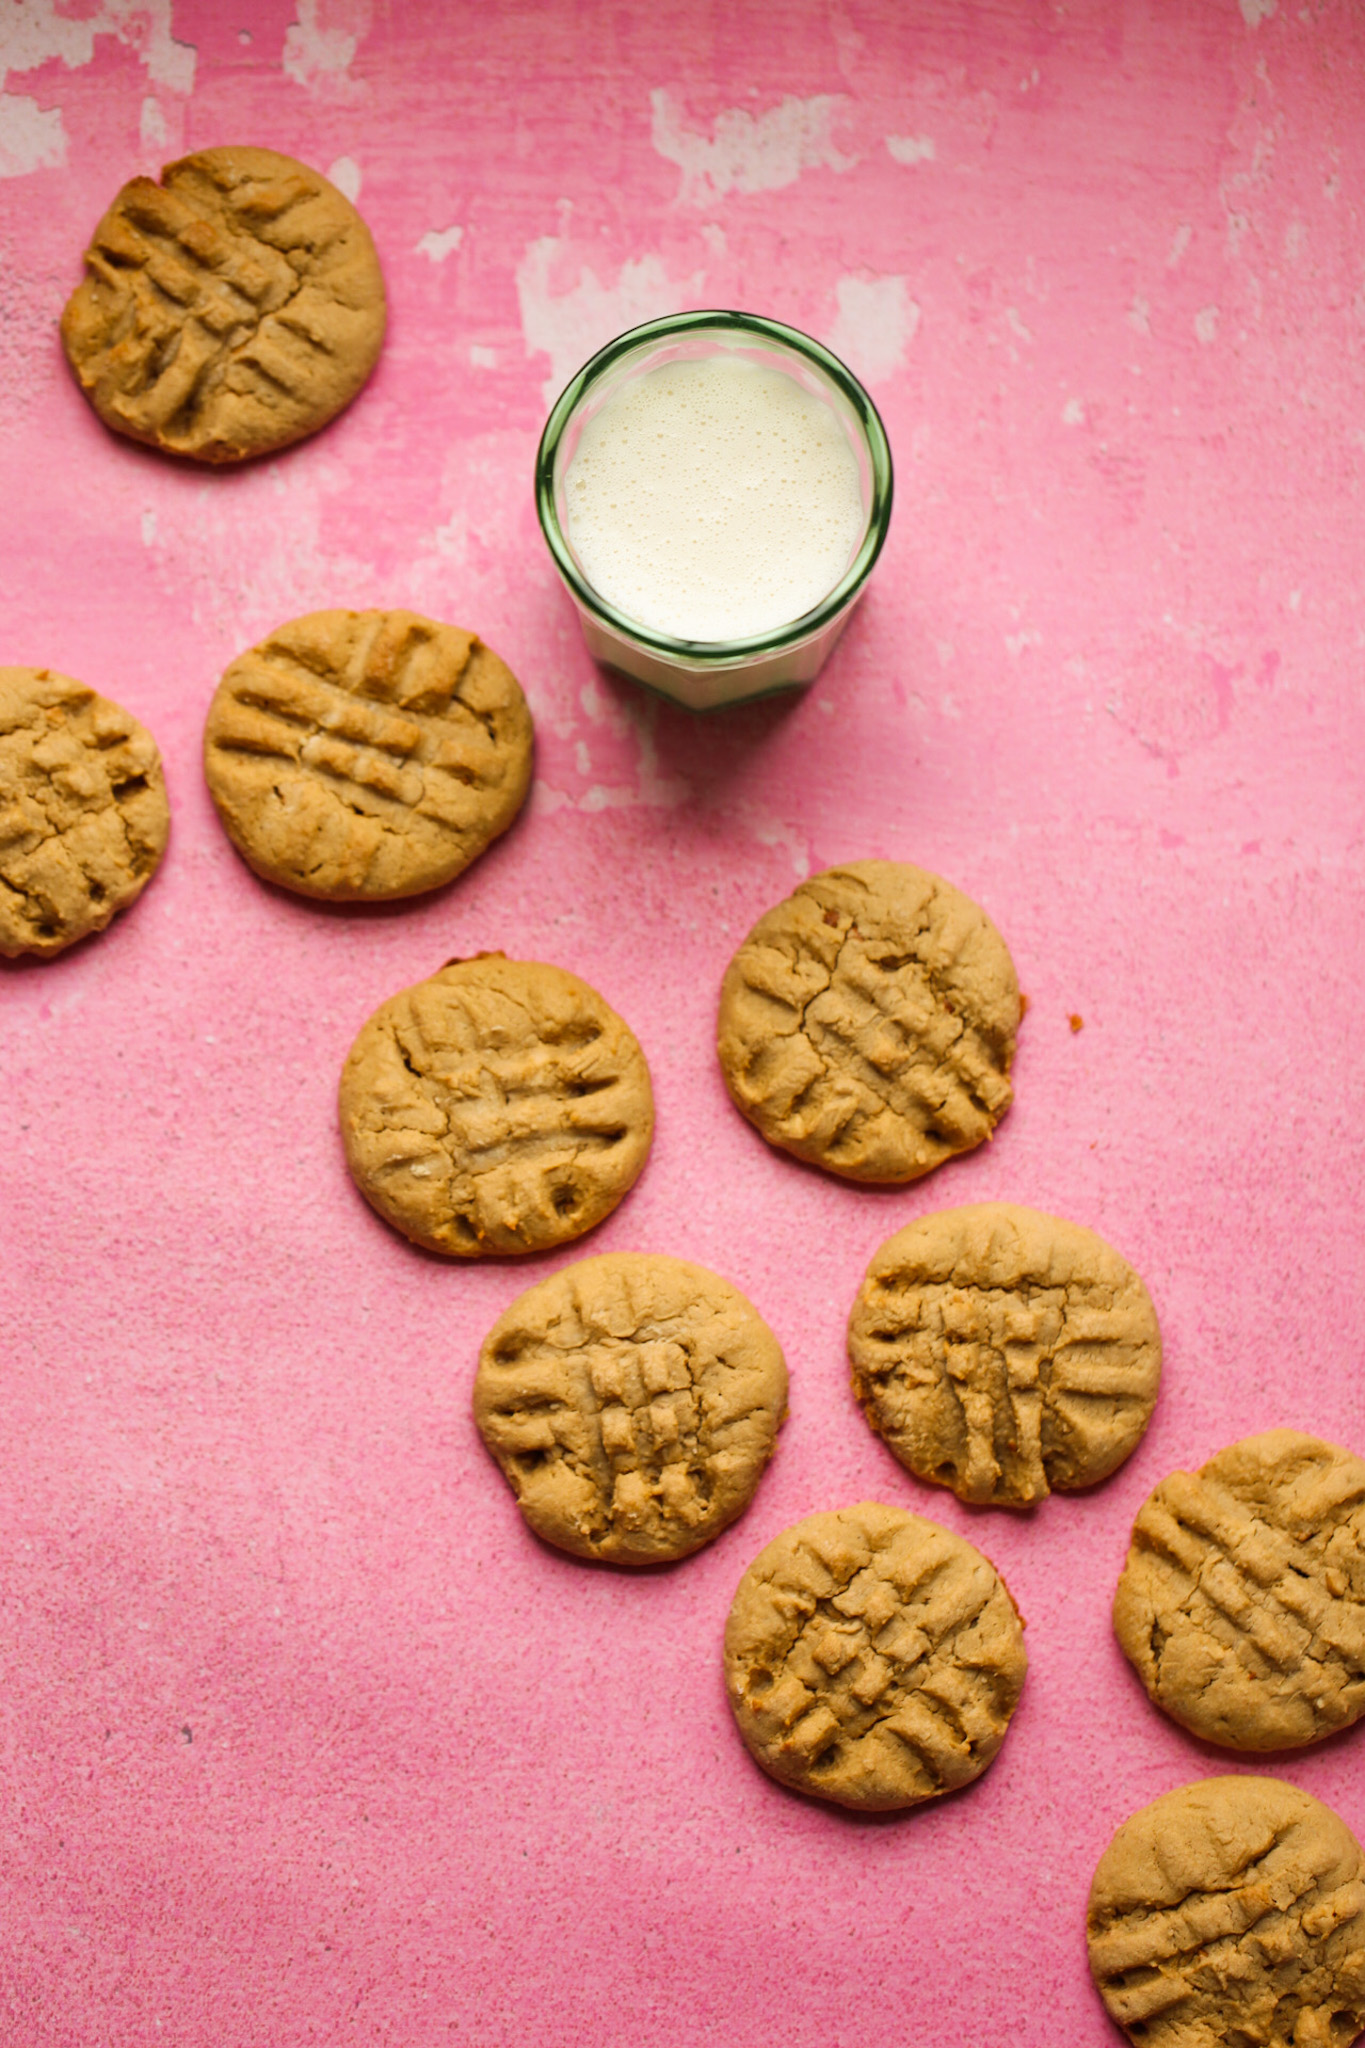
[1087,1775,1365,2047]
[62,146,385,463]
[723,1502,1026,1810]
[203,610,532,900]
[339,955,653,1257]
[1114,1430,1365,1751]
[848,1204,1161,1508]
[716,861,1020,1183]
[0,667,169,958]
[474,1253,787,1564]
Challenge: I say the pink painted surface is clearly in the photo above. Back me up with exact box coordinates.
[2,2,1364,2041]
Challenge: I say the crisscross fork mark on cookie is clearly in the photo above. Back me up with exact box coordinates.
[0,668,169,958]
[1088,1777,1365,2046]
[475,1254,787,1562]
[718,862,1020,1183]
[746,914,998,1147]
[62,147,385,461]
[849,1207,1161,1506]
[204,610,532,899]
[339,957,654,1258]
[1114,1433,1365,1751]
[859,1281,1151,1502]
[724,1504,1026,1809]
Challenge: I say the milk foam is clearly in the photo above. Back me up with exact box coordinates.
[563,354,866,643]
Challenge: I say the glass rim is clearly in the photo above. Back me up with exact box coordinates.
[534,308,895,665]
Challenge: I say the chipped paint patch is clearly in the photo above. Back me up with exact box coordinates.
[0,92,65,177]
[1194,305,1220,344]
[516,236,702,404]
[139,95,168,150]
[283,0,369,101]
[535,679,689,816]
[327,155,361,202]
[417,224,464,263]
[886,134,935,165]
[1240,0,1276,23]
[650,88,855,205]
[0,0,195,94]
[827,275,917,386]
[1062,398,1086,425]
[1005,629,1041,658]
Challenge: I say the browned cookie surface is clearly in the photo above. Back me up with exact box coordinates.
[716,861,1020,1183]
[1087,1775,1365,2047]
[203,610,532,900]
[61,146,385,463]
[723,1502,1026,1810]
[0,667,169,958]
[339,955,653,1258]
[1113,1431,1365,1752]
[474,1254,787,1563]
[848,1203,1161,1507]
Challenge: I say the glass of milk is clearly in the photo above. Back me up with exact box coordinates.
[535,311,893,711]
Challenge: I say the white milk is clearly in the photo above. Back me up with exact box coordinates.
[563,354,866,644]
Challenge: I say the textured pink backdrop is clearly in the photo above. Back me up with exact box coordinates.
[2,2,1364,2042]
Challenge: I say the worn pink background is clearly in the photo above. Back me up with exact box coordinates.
[2,1,1364,2041]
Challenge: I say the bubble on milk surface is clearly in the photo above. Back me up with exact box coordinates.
[563,356,866,642]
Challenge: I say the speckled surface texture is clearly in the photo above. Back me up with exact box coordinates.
[1,3,1363,2043]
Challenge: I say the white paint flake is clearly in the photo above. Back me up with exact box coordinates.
[1167,222,1193,266]
[2,1,194,91]
[139,95,168,148]
[327,155,361,202]
[650,87,855,206]
[417,224,464,263]
[469,345,497,369]
[536,676,688,816]
[516,237,702,404]
[886,134,935,165]
[1005,628,1041,658]
[749,810,811,877]
[283,0,368,101]
[1194,305,1220,344]
[0,1,195,159]
[1062,397,1086,426]
[826,275,918,386]
[0,92,64,177]
[1240,0,1276,24]
[1128,295,1151,335]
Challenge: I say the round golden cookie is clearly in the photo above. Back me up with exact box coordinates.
[339,954,654,1258]
[848,1203,1162,1508]
[61,146,386,463]
[474,1253,787,1564]
[723,1502,1026,1810]
[1087,1776,1365,2048]
[1114,1430,1365,1753]
[716,860,1020,1184]
[0,667,169,958]
[203,609,532,901]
